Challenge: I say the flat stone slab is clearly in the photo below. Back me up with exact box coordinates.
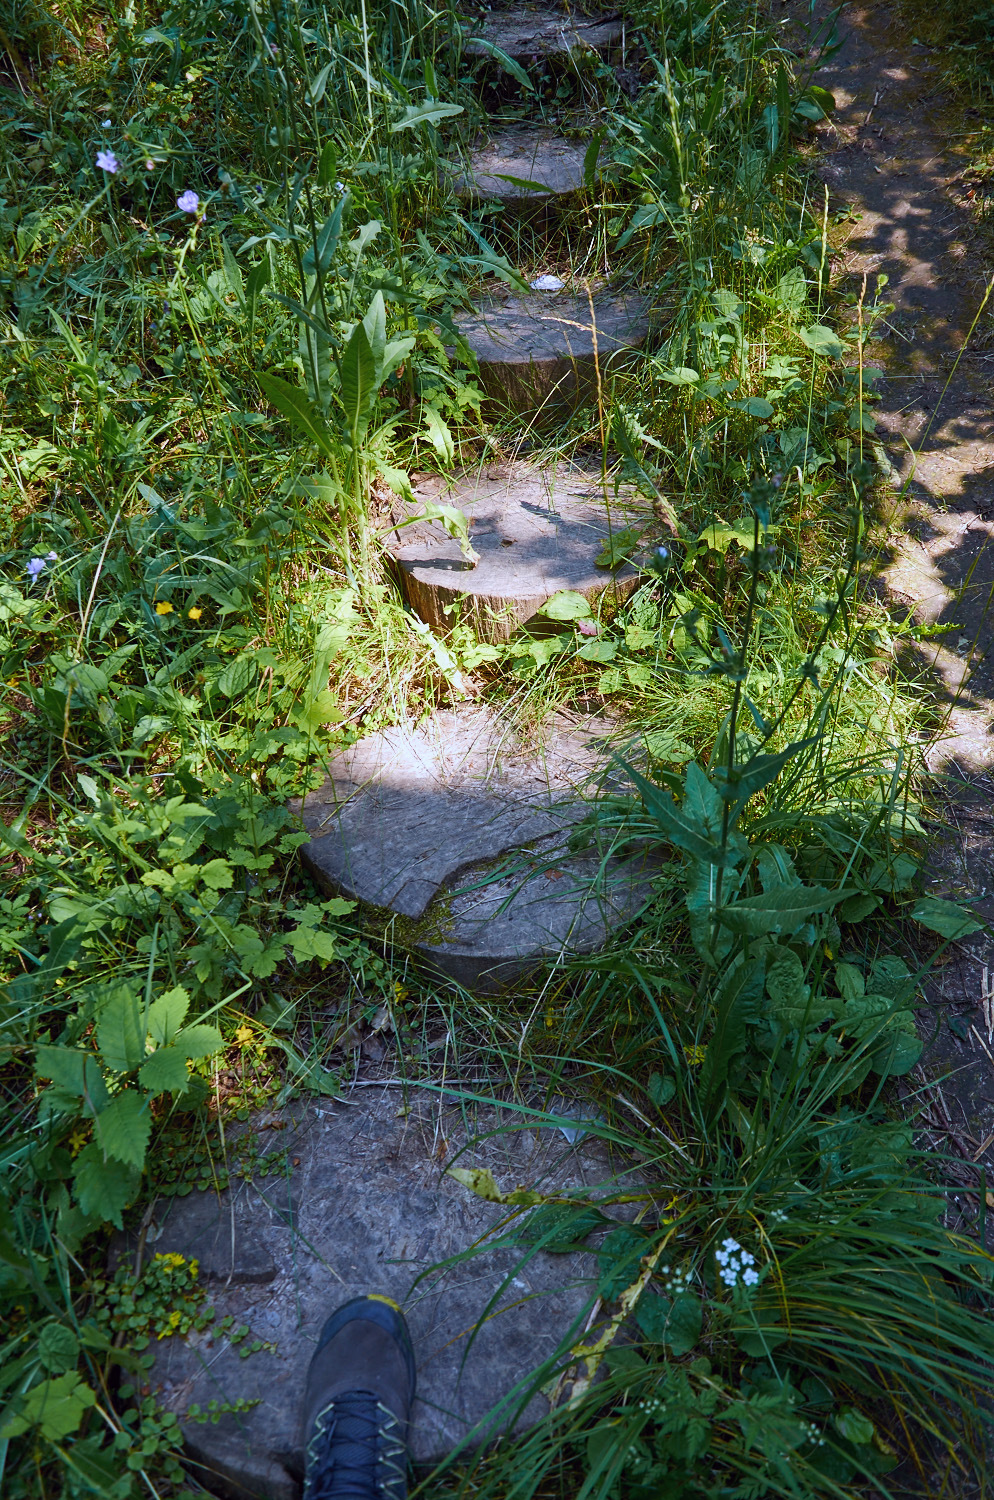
[462,7,623,63]
[142,1091,624,1499]
[454,291,650,414]
[388,460,650,640]
[452,128,587,206]
[291,706,656,991]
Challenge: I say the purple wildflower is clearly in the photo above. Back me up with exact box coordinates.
[176,190,200,215]
[26,558,46,581]
[96,149,119,174]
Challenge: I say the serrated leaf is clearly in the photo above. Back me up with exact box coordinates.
[718,884,846,935]
[139,1046,192,1094]
[94,1090,151,1169]
[177,1024,223,1061]
[910,896,982,940]
[72,1144,140,1229]
[96,986,144,1074]
[34,1047,109,1113]
[390,100,463,132]
[147,986,190,1046]
[199,858,235,891]
[541,590,591,621]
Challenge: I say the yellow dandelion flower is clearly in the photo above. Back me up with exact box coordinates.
[683,1044,707,1067]
[155,601,173,615]
[188,606,203,620]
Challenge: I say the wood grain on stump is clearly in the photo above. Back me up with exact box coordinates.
[454,290,651,415]
[385,460,651,642]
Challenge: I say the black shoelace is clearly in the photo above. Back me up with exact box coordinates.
[304,1391,406,1500]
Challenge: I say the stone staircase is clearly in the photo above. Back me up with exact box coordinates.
[298,5,657,993]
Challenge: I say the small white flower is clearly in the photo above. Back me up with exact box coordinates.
[742,1268,759,1287]
[102,119,111,127]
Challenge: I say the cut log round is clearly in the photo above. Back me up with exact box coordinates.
[453,290,651,416]
[461,8,623,63]
[451,127,587,208]
[385,460,652,642]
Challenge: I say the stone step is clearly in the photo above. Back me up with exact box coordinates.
[292,706,656,992]
[386,459,650,642]
[137,1091,623,1499]
[454,288,650,415]
[452,127,587,208]
[462,6,623,64]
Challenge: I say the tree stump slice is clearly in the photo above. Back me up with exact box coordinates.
[451,127,587,208]
[453,290,651,415]
[462,7,623,63]
[386,460,652,643]
[291,705,657,992]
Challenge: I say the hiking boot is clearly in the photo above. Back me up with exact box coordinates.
[301,1295,416,1500]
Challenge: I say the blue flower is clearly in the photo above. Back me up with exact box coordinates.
[176,190,200,215]
[96,149,119,174]
[26,557,46,581]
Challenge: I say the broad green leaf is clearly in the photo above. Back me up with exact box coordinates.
[718,884,846,935]
[417,499,480,565]
[644,731,693,764]
[361,290,387,374]
[0,1372,96,1442]
[806,85,837,114]
[96,986,144,1073]
[292,689,343,733]
[288,923,338,964]
[340,321,377,438]
[146,984,191,1044]
[390,101,464,132]
[72,1144,140,1228]
[577,637,618,663]
[541,590,592,621]
[636,1291,700,1354]
[139,1046,192,1094]
[258,372,336,457]
[835,962,865,1002]
[730,396,774,418]
[217,653,258,698]
[597,1225,649,1300]
[836,1408,874,1445]
[648,1072,676,1106]
[838,891,879,924]
[910,896,982,940]
[34,1047,109,1113]
[423,403,454,464]
[37,1324,81,1375]
[714,737,817,818]
[447,1166,543,1206]
[798,323,846,358]
[177,1023,223,1061]
[871,1026,922,1077]
[659,365,700,386]
[94,1090,151,1169]
[200,858,235,891]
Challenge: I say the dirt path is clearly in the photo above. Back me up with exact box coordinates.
[782,0,994,1163]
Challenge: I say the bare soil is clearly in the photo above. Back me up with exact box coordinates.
[779,0,994,1207]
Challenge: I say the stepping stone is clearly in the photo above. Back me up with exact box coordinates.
[452,127,587,207]
[139,1091,625,1500]
[292,706,656,992]
[453,290,651,415]
[388,459,650,641]
[463,7,623,64]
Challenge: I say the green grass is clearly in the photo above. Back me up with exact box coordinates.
[1,0,992,1495]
